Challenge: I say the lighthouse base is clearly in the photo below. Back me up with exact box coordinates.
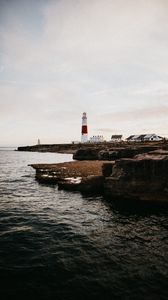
[81,134,88,143]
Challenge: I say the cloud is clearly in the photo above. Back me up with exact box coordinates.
[1,0,168,76]
[99,105,168,123]
[1,0,168,144]
[95,128,123,134]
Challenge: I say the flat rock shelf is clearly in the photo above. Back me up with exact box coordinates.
[30,160,110,194]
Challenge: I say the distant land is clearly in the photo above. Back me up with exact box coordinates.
[17,140,167,154]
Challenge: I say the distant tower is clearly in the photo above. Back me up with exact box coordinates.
[37,138,41,145]
[81,112,88,143]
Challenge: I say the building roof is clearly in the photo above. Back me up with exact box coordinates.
[126,134,163,141]
[126,135,134,141]
[126,135,139,140]
[136,134,146,140]
[143,134,155,139]
[111,135,122,139]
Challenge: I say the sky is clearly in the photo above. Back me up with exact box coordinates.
[0,0,168,146]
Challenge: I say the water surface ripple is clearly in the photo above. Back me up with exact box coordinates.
[0,149,168,299]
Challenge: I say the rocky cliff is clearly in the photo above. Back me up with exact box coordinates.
[104,151,168,205]
[73,145,161,160]
[30,148,168,206]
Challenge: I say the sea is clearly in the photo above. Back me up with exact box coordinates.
[0,148,168,300]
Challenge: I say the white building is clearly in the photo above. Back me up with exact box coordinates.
[143,134,163,141]
[110,135,122,142]
[126,134,163,142]
[90,135,104,143]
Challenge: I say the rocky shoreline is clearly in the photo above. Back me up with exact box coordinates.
[30,145,168,206]
[30,160,108,194]
[18,141,166,155]
[18,142,114,154]
[104,150,168,206]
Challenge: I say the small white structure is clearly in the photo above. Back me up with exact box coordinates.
[110,135,122,142]
[37,139,41,145]
[126,134,163,142]
[90,135,104,143]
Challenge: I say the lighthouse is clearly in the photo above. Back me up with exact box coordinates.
[81,112,88,143]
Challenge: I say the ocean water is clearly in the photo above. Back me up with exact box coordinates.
[0,149,168,300]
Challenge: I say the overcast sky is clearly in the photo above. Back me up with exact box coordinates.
[0,0,168,146]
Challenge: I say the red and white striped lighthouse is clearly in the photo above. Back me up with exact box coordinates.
[81,112,88,143]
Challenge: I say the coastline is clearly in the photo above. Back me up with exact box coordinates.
[29,146,168,206]
[17,140,168,206]
[17,140,168,155]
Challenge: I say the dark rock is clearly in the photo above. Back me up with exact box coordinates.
[98,150,110,160]
[80,176,104,194]
[102,163,114,177]
[98,146,160,161]
[73,148,100,160]
[35,169,60,184]
[58,177,82,191]
[104,156,168,204]
[108,151,120,160]
[98,150,120,160]
[58,175,104,194]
